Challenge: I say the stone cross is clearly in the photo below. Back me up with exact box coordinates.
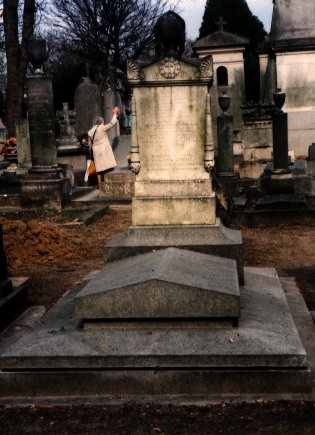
[216,17,227,32]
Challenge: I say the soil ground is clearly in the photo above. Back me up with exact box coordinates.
[1,207,315,433]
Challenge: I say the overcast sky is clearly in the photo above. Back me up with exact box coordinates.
[175,0,273,40]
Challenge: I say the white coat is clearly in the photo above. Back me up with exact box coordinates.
[88,115,118,173]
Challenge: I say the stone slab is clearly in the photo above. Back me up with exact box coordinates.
[0,268,307,371]
[75,248,240,320]
[104,219,244,283]
[255,194,308,210]
[0,268,311,398]
[20,178,71,210]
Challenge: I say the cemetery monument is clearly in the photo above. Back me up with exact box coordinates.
[0,13,310,399]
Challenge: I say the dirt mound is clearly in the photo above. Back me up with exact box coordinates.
[0,217,77,270]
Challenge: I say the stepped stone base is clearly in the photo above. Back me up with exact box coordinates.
[0,269,310,398]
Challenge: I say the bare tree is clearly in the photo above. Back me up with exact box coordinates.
[3,0,36,135]
[50,0,177,69]
[2,0,47,135]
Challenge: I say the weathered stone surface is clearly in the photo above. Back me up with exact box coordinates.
[15,119,31,169]
[75,248,240,320]
[104,219,243,283]
[27,76,57,170]
[0,268,308,372]
[270,0,315,40]
[129,57,215,226]
[20,177,71,210]
[74,77,102,135]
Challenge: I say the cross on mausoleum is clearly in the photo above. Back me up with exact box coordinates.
[216,17,227,32]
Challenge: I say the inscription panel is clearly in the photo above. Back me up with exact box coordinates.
[27,77,57,166]
[136,86,207,181]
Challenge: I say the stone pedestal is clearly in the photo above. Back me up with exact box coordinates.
[104,219,243,283]
[20,174,71,210]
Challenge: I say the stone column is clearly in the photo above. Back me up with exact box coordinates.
[272,90,290,174]
[217,114,234,176]
[20,37,70,209]
[270,89,293,193]
[215,93,238,196]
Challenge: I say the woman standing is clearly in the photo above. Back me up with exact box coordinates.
[88,106,119,187]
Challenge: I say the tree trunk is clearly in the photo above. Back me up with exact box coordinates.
[3,0,35,136]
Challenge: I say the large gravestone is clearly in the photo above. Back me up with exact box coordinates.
[104,12,243,281]
[0,13,310,399]
[20,37,70,209]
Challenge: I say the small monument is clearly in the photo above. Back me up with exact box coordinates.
[56,102,80,150]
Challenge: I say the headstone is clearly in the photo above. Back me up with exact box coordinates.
[128,54,215,225]
[56,102,79,149]
[15,119,32,169]
[74,77,102,136]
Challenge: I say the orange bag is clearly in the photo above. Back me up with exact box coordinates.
[88,161,96,175]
